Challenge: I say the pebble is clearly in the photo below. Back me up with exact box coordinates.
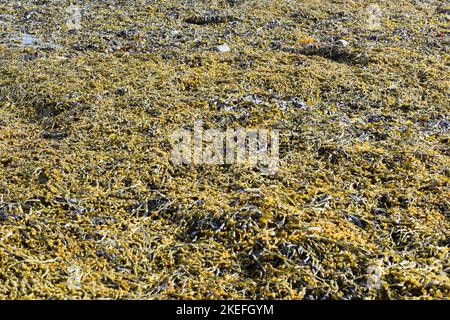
[215,44,231,52]
[336,39,349,47]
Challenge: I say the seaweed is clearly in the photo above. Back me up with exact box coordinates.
[184,14,236,25]
[0,0,449,300]
[282,44,369,66]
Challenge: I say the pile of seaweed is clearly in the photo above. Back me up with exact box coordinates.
[0,0,449,299]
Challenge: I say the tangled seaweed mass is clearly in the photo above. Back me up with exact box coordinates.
[0,0,449,299]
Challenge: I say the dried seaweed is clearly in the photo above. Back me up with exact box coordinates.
[0,0,449,300]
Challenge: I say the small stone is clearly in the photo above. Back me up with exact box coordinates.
[336,39,349,46]
[215,44,231,52]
